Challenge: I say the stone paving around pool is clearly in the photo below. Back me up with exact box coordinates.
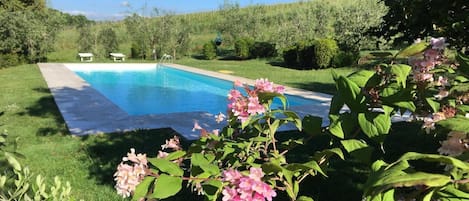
[38,63,333,140]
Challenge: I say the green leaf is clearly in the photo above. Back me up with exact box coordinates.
[284,110,302,130]
[377,172,451,188]
[148,158,183,176]
[329,94,345,115]
[457,105,469,113]
[395,41,428,58]
[397,152,469,170]
[328,114,344,139]
[347,70,376,87]
[456,53,469,76]
[5,152,21,171]
[390,64,412,88]
[422,189,436,201]
[191,153,220,175]
[340,139,369,153]
[437,116,469,133]
[426,97,441,113]
[165,150,186,161]
[335,76,365,112]
[340,139,374,163]
[439,185,469,199]
[297,196,314,201]
[262,162,283,174]
[132,177,155,201]
[314,148,345,160]
[302,115,323,136]
[152,174,182,199]
[270,119,281,134]
[0,175,6,189]
[202,180,223,201]
[358,112,391,140]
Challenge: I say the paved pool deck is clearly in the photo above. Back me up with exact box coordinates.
[38,63,333,140]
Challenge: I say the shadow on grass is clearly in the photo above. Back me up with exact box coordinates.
[17,87,68,136]
[286,81,337,95]
[81,128,204,200]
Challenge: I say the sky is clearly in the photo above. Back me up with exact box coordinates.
[48,0,301,21]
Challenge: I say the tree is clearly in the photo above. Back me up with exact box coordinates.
[333,0,388,51]
[98,27,119,57]
[373,0,468,51]
[76,26,94,53]
[0,0,46,11]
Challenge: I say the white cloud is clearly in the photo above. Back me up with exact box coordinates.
[64,10,90,16]
[121,1,130,7]
[64,10,129,21]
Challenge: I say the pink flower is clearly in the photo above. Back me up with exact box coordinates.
[434,88,449,100]
[274,86,285,94]
[161,136,181,150]
[247,97,265,115]
[221,168,276,201]
[424,49,440,61]
[215,112,226,123]
[222,187,241,201]
[255,78,275,92]
[223,169,243,184]
[234,80,243,87]
[438,131,468,156]
[192,122,203,131]
[123,148,148,165]
[430,37,446,50]
[157,151,169,158]
[413,73,434,82]
[436,76,449,86]
[249,167,265,181]
[114,162,148,198]
[228,89,242,101]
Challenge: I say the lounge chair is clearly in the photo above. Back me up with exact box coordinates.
[110,53,126,62]
[78,53,93,62]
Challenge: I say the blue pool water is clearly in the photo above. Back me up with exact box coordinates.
[73,65,323,115]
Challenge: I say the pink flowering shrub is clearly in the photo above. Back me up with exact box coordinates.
[114,148,149,198]
[221,168,277,201]
[114,78,327,201]
[328,37,469,200]
[114,39,469,201]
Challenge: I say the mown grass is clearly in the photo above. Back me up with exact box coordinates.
[175,57,357,94]
[0,64,192,200]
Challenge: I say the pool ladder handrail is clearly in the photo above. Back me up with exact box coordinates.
[159,54,173,64]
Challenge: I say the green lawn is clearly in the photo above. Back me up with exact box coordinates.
[0,64,191,200]
[0,60,355,200]
[175,57,357,95]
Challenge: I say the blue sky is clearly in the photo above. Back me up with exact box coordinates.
[48,0,301,21]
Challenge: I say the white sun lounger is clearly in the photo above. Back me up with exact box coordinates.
[78,53,93,62]
[110,53,126,62]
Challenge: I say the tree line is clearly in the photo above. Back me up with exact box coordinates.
[0,0,92,67]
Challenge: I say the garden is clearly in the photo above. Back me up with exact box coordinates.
[0,0,468,201]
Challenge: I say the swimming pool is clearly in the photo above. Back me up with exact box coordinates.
[70,65,325,115]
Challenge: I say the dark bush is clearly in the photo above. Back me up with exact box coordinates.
[251,42,276,58]
[234,38,254,60]
[332,50,360,67]
[0,53,21,68]
[282,40,315,69]
[297,40,315,69]
[314,38,339,69]
[202,41,217,60]
[130,43,144,59]
[282,46,298,66]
